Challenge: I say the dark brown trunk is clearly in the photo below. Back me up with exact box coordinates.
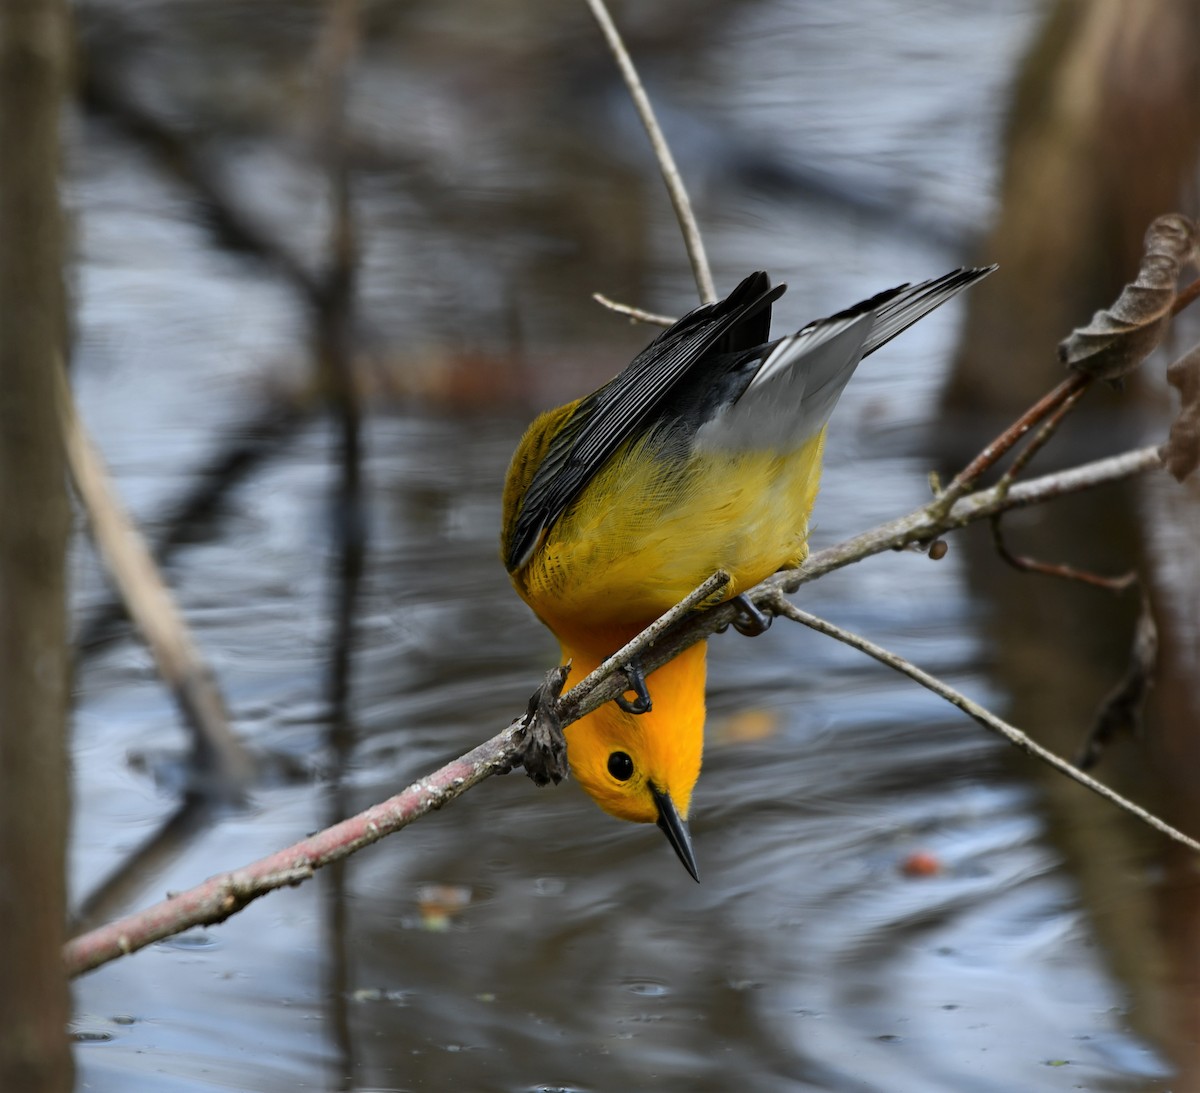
[0,0,74,1089]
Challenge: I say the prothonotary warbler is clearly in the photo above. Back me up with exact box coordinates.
[501,266,994,880]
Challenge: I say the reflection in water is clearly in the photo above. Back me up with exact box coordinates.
[68,1,1179,1091]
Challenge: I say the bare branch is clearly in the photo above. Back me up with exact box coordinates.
[62,443,1169,976]
[584,0,715,304]
[1075,590,1158,769]
[558,569,729,723]
[936,373,1091,510]
[994,376,1090,492]
[592,292,676,327]
[774,446,1165,596]
[769,596,1200,855]
[989,515,1139,592]
[63,722,525,977]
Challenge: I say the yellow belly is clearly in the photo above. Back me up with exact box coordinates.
[515,428,828,644]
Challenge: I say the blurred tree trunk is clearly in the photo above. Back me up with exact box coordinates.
[940,0,1200,1078]
[0,1,74,1090]
[944,0,1200,418]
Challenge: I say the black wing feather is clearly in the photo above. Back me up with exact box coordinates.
[505,264,995,572]
[506,273,784,571]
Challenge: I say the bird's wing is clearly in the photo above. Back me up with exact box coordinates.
[506,272,785,572]
[861,265,996,357]
[698,265,995,453]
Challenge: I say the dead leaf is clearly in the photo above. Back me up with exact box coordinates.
[1058,213,1198,384]
[1162,343,1200,482]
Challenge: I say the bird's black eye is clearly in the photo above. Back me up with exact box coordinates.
[607,751,634,781]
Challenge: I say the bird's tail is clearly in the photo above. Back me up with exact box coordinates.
[861,265,996,357]
[697,265,995,453]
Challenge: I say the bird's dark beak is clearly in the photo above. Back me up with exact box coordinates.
[652,786,699,883]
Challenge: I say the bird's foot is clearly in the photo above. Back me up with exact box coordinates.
[517,664,571,786]
[614,658,653,714]
[730,593,773,636]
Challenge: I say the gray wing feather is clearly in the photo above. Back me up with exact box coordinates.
[695,312,874,452]
[508,264,994,568]
[697,265,995,453]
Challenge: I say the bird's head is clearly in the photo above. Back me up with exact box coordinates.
[564,646,707,881]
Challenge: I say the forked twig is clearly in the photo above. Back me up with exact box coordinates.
[935,373,1092,511]
[995,378,1091,494]
[765,446,1164,599]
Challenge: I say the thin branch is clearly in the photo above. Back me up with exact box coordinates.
[592,292,676,327]
[769,596,1200,855]
[1075,588,1157,769]
[935,373,1092,511]
[989,514,1138,591]
[772,445,1164,596]
[995,377,1090,493]
[63,724,526,977]
[63,443,1168,976]
[58,369,253,798]
[558,569,729,722]
[583,0,715,304]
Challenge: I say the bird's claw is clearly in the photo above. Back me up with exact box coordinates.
[730,593,773,636]
[615,658,653,714]
[517,664,571,786]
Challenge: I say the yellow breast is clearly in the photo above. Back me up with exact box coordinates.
[513,427,828,644]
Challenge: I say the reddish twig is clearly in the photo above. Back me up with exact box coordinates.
[995,379,1091,493]
[63,444,1166,978]
[64,724,526,977]
[985,379,1134,592]
[989,513,1138,592]
[1171,275,1200,316]
[935,373,1093,511]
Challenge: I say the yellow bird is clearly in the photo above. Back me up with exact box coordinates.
[501,266,993,879]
